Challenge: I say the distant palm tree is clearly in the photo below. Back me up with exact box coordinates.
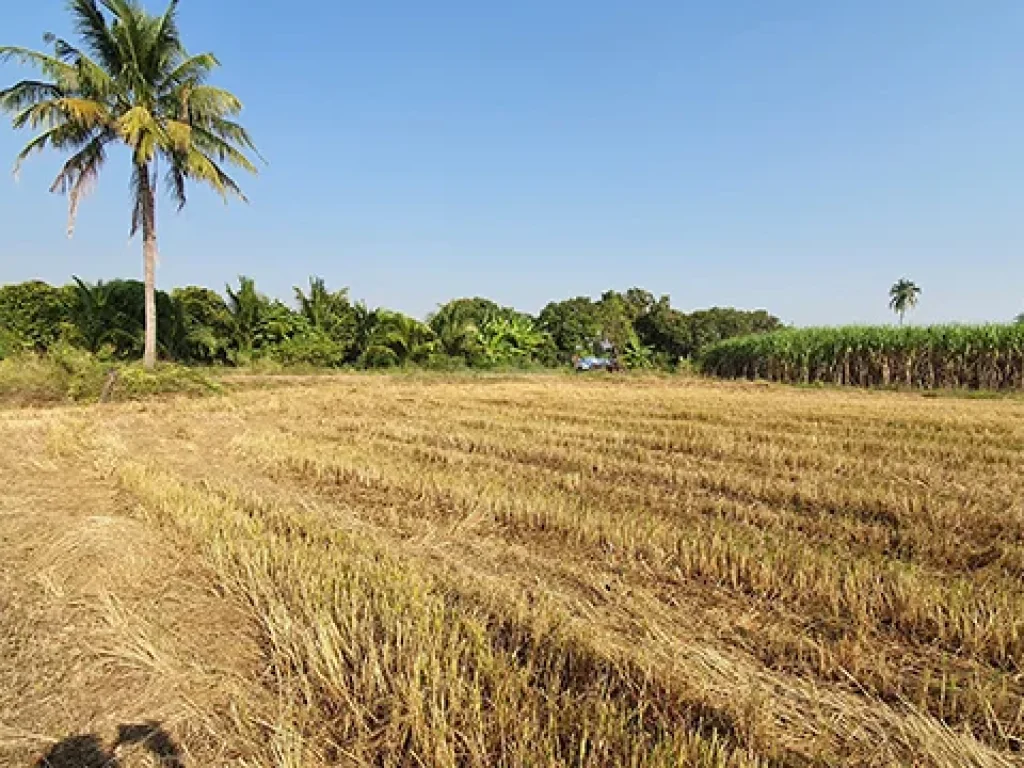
[429,303,482,359]
[1,0,260,368]
[225,276,265,359]
[351,301,379,359]
[367,311,436,364]
[294,277,335,331]
[69,276,139,354]
[294,276,354,338]
[889,279,921,326]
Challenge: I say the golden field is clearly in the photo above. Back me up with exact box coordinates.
[1,374,1022,767]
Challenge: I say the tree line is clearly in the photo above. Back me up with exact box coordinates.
[5,6,1018,380]
[0,276,783,370]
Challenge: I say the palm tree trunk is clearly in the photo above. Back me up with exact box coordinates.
[139,164,158,370]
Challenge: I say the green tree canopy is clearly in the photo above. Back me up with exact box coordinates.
[428,297,534,365]
[0,280,73,350]
[171,285,233,364]
[538,297,603,361]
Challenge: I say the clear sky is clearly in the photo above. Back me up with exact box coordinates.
[2,0,1022,325]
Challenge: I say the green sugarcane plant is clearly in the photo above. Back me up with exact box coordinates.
[699,324,1024,390]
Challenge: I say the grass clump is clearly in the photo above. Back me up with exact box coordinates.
[110,364,221,401]
[0,347,219,407]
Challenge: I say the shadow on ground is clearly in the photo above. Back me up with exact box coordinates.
[35,721,184,767]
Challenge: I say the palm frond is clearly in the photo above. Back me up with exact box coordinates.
[163,161,186,210]
[46,34,86,63]
[181,148,247,202]
[0,80,63,113]
[72,52,118,98]
[189,126,258,174]
[163,119,191,153]
[103,0,150,96]
[48,41,118,95]
[71,275,97,311]
[148,0,182,74]
[185,85,243,118]
[34,36,121,100]
[0,46,77,82]
[13,122,95,178]
[197,116,263,159]
[160,52,216,93]
[13,97,110,131]
[50,132,112,237]
[67,0,122,72]
[117,105,163,162]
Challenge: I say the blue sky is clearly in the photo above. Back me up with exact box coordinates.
[2,0,1022,325]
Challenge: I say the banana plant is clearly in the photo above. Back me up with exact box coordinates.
[478,314,546,364]
[621,338,656,370]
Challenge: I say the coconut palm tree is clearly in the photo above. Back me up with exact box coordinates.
[362,310,436,367]
[294,277,335,331]
[224,275,266,361]
[429,303,482,360]
[295,276,355,336]
[889,279,921,326]
[1,0,260,368]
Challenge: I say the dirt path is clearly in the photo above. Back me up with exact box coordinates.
[0,407,263,768]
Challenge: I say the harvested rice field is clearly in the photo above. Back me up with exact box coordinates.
[1,374,1022,767]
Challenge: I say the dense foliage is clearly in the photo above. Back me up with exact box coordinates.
[700,325,1024,389]
[0,280,72,353]
[0,276,780,370]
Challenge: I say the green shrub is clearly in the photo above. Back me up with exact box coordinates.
[51,344,109,400]
[0,327,27,360]
[171,285,234,364]
[0,281,74,350]
[0,349,220,407]
[359,345,400,369]
[270,330,345,368]
[0,355,74,406]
